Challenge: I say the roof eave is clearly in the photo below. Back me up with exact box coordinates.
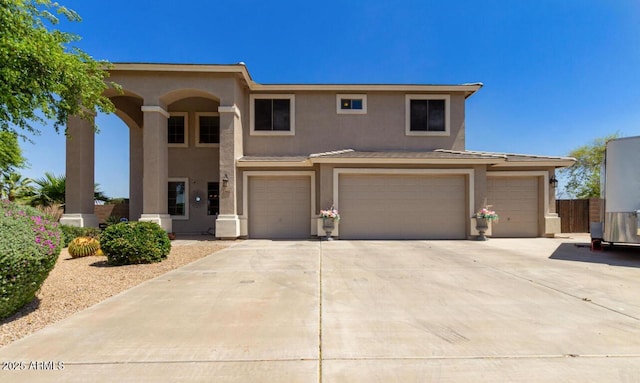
[491,160,576,168]
[108,63,482,96]
[236,160,312,168]
[110,62,256,87]
[310,157,504,165]
[251,83,483,96]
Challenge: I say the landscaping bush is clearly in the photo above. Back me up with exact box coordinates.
[100,221,171,265]
[0,200,62,320]
[60,225,101,247]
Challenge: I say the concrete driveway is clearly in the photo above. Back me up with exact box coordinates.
[1,237,640,382]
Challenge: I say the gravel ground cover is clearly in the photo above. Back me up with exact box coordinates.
[0,238,235,347]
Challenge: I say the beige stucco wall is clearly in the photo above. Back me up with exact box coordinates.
[242,92,466,156]
[108,71,242,106]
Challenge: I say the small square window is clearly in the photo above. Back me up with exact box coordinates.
[337,94,367,114]
[168,112,188,147]
[341,99,363,110]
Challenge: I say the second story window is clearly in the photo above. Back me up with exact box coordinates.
[337,94,367,114]
[405,95,450,136]
[250,94,295,135]
[196,112,220,146]
[168,112,188,147]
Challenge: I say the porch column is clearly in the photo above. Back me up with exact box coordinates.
[60,115,98,227]
[139,106,172,232]
[215,105,242,238]
[129,126,143,221]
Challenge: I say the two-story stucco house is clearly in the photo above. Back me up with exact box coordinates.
[60,63,574,239]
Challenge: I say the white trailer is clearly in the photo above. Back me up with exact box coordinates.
[590,136,640,248]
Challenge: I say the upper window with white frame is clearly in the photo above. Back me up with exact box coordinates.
[337,94,367,114]
[250,94,295,135]
[168,112,188,147]
[405,94,450,136]
[196,112,220,146]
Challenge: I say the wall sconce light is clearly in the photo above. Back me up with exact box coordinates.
[549,175,559,188]
[194,195,201,203]
[222,174,229,188]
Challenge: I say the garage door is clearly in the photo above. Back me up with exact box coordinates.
[487,176,539,237]
[248,176,311,239]
[338,174,466,240]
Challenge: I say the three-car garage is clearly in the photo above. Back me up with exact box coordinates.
[243,169,545,239]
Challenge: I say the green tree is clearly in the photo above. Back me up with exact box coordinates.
[561,133,620,198]
[0,172,34,201]
[0,131,26,176]
[0,0,117,137]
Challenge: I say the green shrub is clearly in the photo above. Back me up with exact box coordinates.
[60,225,101,247]
[0,200,62,320]
[100,222,171,266]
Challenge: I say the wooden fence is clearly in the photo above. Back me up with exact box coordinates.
[555,198,601,233]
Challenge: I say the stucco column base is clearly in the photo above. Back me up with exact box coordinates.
[545,214,561,237]
[60,213,99,228]
[139,214,172,233]
[216,214,241,239]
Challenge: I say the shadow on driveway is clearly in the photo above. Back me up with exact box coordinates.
[550,242,640,268]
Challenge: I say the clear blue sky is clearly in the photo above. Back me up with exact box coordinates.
[18,0,640,198]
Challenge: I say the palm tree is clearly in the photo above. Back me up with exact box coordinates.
[0,172,35,202]
[28,172,66,207]
[26,173,111,207]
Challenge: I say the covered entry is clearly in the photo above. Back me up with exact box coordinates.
[337,170,468,240]
[247,174,313,239]
[487,176,539,237]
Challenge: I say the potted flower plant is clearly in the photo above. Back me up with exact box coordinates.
[319,206,340,240]
[473,207,498,241]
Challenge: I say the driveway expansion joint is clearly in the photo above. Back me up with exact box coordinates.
[486,265,640,322]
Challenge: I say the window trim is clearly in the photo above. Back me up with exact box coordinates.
[168,177,189,220]
[168,112,189,147]
[195,112,221,147]
[336,94,367,114]
[249,94,295,136]
[405,94,450,137]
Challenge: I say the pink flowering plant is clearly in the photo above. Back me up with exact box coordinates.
[0,200,62,319]
[319,206,340,221]
[474,207,499,221]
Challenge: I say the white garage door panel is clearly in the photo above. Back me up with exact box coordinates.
[249,176,311,239]
[339,174,466,240]
[487,177,539,237]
